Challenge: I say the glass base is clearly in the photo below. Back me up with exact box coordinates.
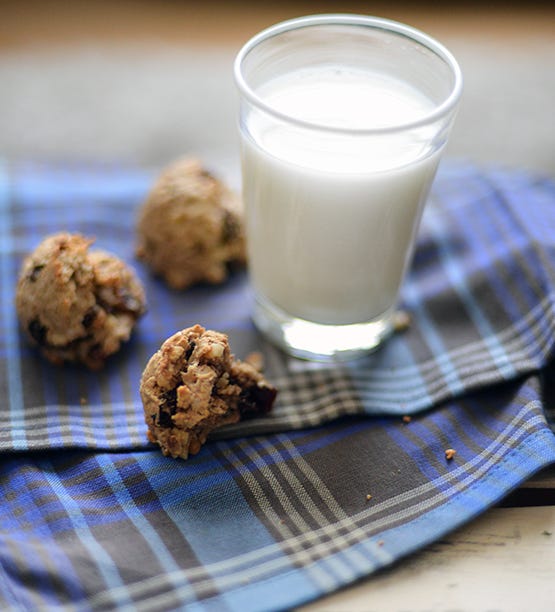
[252,295,395,362]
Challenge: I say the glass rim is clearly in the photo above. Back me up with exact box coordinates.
[233,14,463,136]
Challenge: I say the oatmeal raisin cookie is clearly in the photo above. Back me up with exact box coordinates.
[140,324,277,459]
[136,158,246,289]
[15,232,146,369]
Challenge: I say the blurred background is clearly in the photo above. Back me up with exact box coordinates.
[1,0,554,177]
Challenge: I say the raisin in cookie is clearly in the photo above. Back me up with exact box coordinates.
[15,232,146,369]
[140,324,277,459]
[136,158,246,290]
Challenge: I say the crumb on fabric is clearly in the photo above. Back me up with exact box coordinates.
[392,310,411,332]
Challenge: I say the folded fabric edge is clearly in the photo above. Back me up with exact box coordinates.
[0,368,549,454]
[160,427,555,612]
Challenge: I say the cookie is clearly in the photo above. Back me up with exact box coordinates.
[140,324,277,459]
[15,232,146,369]
[136,158,246,290]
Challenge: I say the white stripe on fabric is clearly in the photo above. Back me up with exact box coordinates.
[221,440,338,591]
[273,433,389,569]
[252,436,364,581]
[0,402,139,421]
[426,211,517,378]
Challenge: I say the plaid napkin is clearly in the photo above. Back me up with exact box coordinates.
[1,159,554,611]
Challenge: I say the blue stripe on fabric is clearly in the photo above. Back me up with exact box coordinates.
[104,368,135,446]
[0,540,54,611]
[471,171,553,350]
[0,542,29,610]
[216,568,326,612]
[493,171,555,239]
[94,456,192,595]
[451,226,544,361]
[353,336,433,414]
[131,451,283,568]
[0,161,27,450]
[1,535,84,610]
[0,466,58,538]
[425,211,516,380]
[39,463,134,608]
[402,276,464,396]
[3,459,146,533]
[384,421,457,486]
[126,453,237,503]
[483,200,553,353]
[425,391,517,447]
[207,534,391,612]
[93,372,119,449]
[12,166,153,207]
[226,437,353,590]
[402,417,478,478]
[457,176,549,354]
[83,369,106,445]
[113,331,149,444]
[426,404,503,454]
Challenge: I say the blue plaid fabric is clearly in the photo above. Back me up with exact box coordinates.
[1,159,555,610]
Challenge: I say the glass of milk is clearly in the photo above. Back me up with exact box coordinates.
[234,14,462,361]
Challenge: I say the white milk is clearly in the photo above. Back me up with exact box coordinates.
[241,65,441,326]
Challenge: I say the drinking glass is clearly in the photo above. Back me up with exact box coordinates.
[234,14,462,360]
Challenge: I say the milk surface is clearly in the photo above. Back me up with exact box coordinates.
[242,65,440,325]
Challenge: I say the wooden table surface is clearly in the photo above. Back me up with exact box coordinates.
[2,2,555,610]
[2,0,555,49]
